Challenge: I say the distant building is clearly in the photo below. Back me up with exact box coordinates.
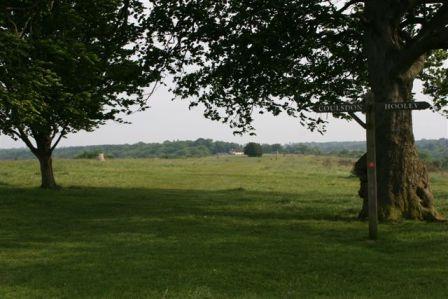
[230,151,244,156]
[97,153,106,161]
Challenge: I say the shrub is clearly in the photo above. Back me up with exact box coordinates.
[244,143,263,157]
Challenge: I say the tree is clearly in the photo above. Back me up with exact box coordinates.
[244,142,263,157]
[0,0,160,188]
[146,0,447,220]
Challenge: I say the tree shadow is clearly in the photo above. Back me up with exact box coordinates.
[0,185,361,222]
[0,185,447,297]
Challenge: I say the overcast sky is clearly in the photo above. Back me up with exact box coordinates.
[1,83,447,149]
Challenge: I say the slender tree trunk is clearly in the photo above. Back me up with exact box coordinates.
[354,1,443,221]
[37,153,57,189]
[34,135,58,189]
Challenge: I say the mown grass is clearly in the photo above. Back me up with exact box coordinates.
[0,155,447,298]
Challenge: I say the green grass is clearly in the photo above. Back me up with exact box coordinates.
[0,155,447,298]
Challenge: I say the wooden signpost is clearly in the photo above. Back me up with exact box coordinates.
[313,100,432,240]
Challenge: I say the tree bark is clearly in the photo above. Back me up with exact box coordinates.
[355,107,443,221]
[354,1,443,221]
[34,135,58,189]
[37,153,58,189]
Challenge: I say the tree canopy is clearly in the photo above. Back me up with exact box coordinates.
[145,0,448,220]
[146,0,447,133]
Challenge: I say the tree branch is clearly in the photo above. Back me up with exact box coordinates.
[9,129,22,138]
[114,0,130,32]
[394,4,448,74]
[419,0,447,4]
[2,1,53,38]
[18,1,42,38]
[405,0,448,12]
[17,128,38,154]
[3,10,19,35]
[415,4,448,38]
[433,27,448,48]
[50,129,66,152]
[349,112,366,129]
[338,0,364,13]
[400,17,426,27]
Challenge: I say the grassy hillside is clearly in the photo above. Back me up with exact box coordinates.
[0,156,447,298]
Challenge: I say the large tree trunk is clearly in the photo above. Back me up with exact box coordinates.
[355,95,443,221]
[354,1,443,221]
[34,135,58,189]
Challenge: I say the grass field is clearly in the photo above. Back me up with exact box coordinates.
[0,155,447,298]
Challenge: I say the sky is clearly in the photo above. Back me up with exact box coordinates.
[0,84,447,149]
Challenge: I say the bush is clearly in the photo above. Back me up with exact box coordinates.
[244,143,263,157]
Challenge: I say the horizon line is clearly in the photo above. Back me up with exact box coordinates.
[0,137,446,151]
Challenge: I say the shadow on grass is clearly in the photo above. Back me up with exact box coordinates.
[0,185,360,222]
[0,185,447,298]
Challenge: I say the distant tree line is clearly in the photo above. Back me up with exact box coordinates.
[70,139,245,159]
[0,139,242,160]
[0,138,446,169]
